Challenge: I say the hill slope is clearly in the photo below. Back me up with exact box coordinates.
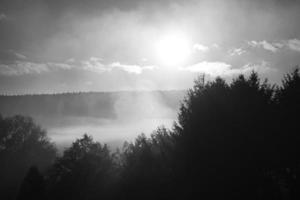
[0,90,186,146]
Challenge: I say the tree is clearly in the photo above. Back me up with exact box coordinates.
[47,134,116,200]
[266,68,300,200]
[174,72,276,199]
[119,127,177,199]
[0,115,56,200]
[17,166,46,200]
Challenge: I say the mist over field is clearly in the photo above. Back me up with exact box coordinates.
[0,90,185,149]
[1,0,300,199]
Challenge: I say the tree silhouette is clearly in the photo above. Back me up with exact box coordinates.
[118,127,177,199]
[0,115,56,200]
[173,72,277,199]
[17,166,46,200]
[275,68,300,165]
[272,68,300,200]
[1,69,300,200]
[115,70,299,200]
[47,134,116,200]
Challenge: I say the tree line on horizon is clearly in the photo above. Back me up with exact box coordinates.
[0,69,299,200]
[0,90,184,121]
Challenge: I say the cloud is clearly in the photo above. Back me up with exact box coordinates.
[0,50,27,62]
[240,61,276,74]
[181,61,275,76]
[247,39,300,53]
[81,57,155,74]
[229,48,246,56]
[49,62,73,70]
[248,40,278,52]
[14,53,27,60]
[193,43,209,52]
[0,61,73,76]
[111,62,155,74]
[261,41,278,52]
[180,61,232,76]
[212,44,220,49]
[81,57,107,73]
[111,62,142,74]
[0,56,156,76]
[0,62,48,76]
[66,58,76,63]
[285,39,300,52]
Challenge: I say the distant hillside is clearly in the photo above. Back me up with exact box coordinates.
[0,90,186,120]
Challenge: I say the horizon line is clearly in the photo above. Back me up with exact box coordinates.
[0,89,187,97]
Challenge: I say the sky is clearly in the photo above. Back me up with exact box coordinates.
[1,0,300,94]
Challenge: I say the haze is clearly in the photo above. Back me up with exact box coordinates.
[1,0,300,94]
[0,91,185,149]
[1,0,300,147]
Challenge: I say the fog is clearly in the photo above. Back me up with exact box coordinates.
[0,90,184,150]
[46,117,175,151]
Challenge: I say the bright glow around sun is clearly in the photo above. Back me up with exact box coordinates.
[156,32,191,66]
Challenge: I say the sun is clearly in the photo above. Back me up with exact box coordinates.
[156,32,191,66]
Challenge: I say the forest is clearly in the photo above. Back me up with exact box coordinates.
[0,90,184,119]
[0,69,299,200]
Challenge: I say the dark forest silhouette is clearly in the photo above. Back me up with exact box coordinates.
[0,69,299,200]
